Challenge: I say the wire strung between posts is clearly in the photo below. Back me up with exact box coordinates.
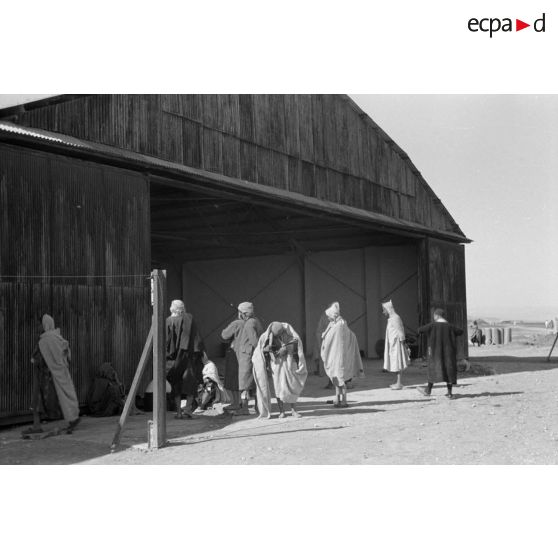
[0,274,151,279]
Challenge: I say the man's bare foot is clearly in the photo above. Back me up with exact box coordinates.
[278,412,286,419]
[291,410,301,418]
[390,383,403,390]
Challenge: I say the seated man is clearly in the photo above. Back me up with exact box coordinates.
[86,362,125,417]
[197,376,218,411]
[195,353,229,412]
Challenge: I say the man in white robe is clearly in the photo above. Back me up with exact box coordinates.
[321,302,363,408]
[252,322,307,419]
[382,300,410,390]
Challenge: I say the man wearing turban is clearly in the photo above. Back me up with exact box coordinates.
[221,302,264,414]
[320,302,363,408]
[166,300,205,419]
[381,300,410,390]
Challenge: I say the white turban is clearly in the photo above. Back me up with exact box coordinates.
[42,314,55,332]
[238,302,254,316]
[381,300,395,316]
[170,300,185,315]
[325,302,340,320]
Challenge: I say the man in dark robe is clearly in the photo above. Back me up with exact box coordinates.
[86,362,125,417]
[416,308,463,399]
[166,299,204,418]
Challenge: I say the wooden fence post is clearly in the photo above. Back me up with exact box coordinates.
[110,325,153,450]
[151,269,167,448]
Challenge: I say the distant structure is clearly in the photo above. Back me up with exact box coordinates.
[0,95,471,421]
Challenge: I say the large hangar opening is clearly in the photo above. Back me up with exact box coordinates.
[150,179,420,359]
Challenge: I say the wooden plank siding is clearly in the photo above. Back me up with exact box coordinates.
[426,238,468,359]
[5,94,465,238]
[0,144,151,418]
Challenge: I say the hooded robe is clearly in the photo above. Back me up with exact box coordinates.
[37,314,80,423]
[252,323,307,419]
[321,303,363,385]
[382,300,410,373]
[201,360,231,404]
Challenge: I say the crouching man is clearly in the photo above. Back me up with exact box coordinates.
[252,322,308,419]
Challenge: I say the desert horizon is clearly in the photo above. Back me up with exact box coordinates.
[467,305,558,323]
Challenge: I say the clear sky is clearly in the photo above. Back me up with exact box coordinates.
[353,95,558,321]
[1,94,556,320]
[0,94,53,108]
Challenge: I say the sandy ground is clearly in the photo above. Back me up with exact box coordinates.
[2,339,557,465]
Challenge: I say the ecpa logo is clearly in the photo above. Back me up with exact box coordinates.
[468,13,546,37]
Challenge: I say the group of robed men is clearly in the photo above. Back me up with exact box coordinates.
[167,297,463,419]
[165,299,368,419]
[26,298,464,430]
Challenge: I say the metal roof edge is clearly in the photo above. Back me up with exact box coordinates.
[0,121,472,244]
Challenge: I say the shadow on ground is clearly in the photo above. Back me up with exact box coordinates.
[451,391,523,400]
[0,411,235,465]
[1,352,548,465]
[166,425,347,447]
[0,438,120,465]
[468,356,558,374]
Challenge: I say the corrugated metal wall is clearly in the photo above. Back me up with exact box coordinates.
[0,144,151,418]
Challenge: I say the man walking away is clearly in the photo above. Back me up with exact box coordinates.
[416,308,463,399]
